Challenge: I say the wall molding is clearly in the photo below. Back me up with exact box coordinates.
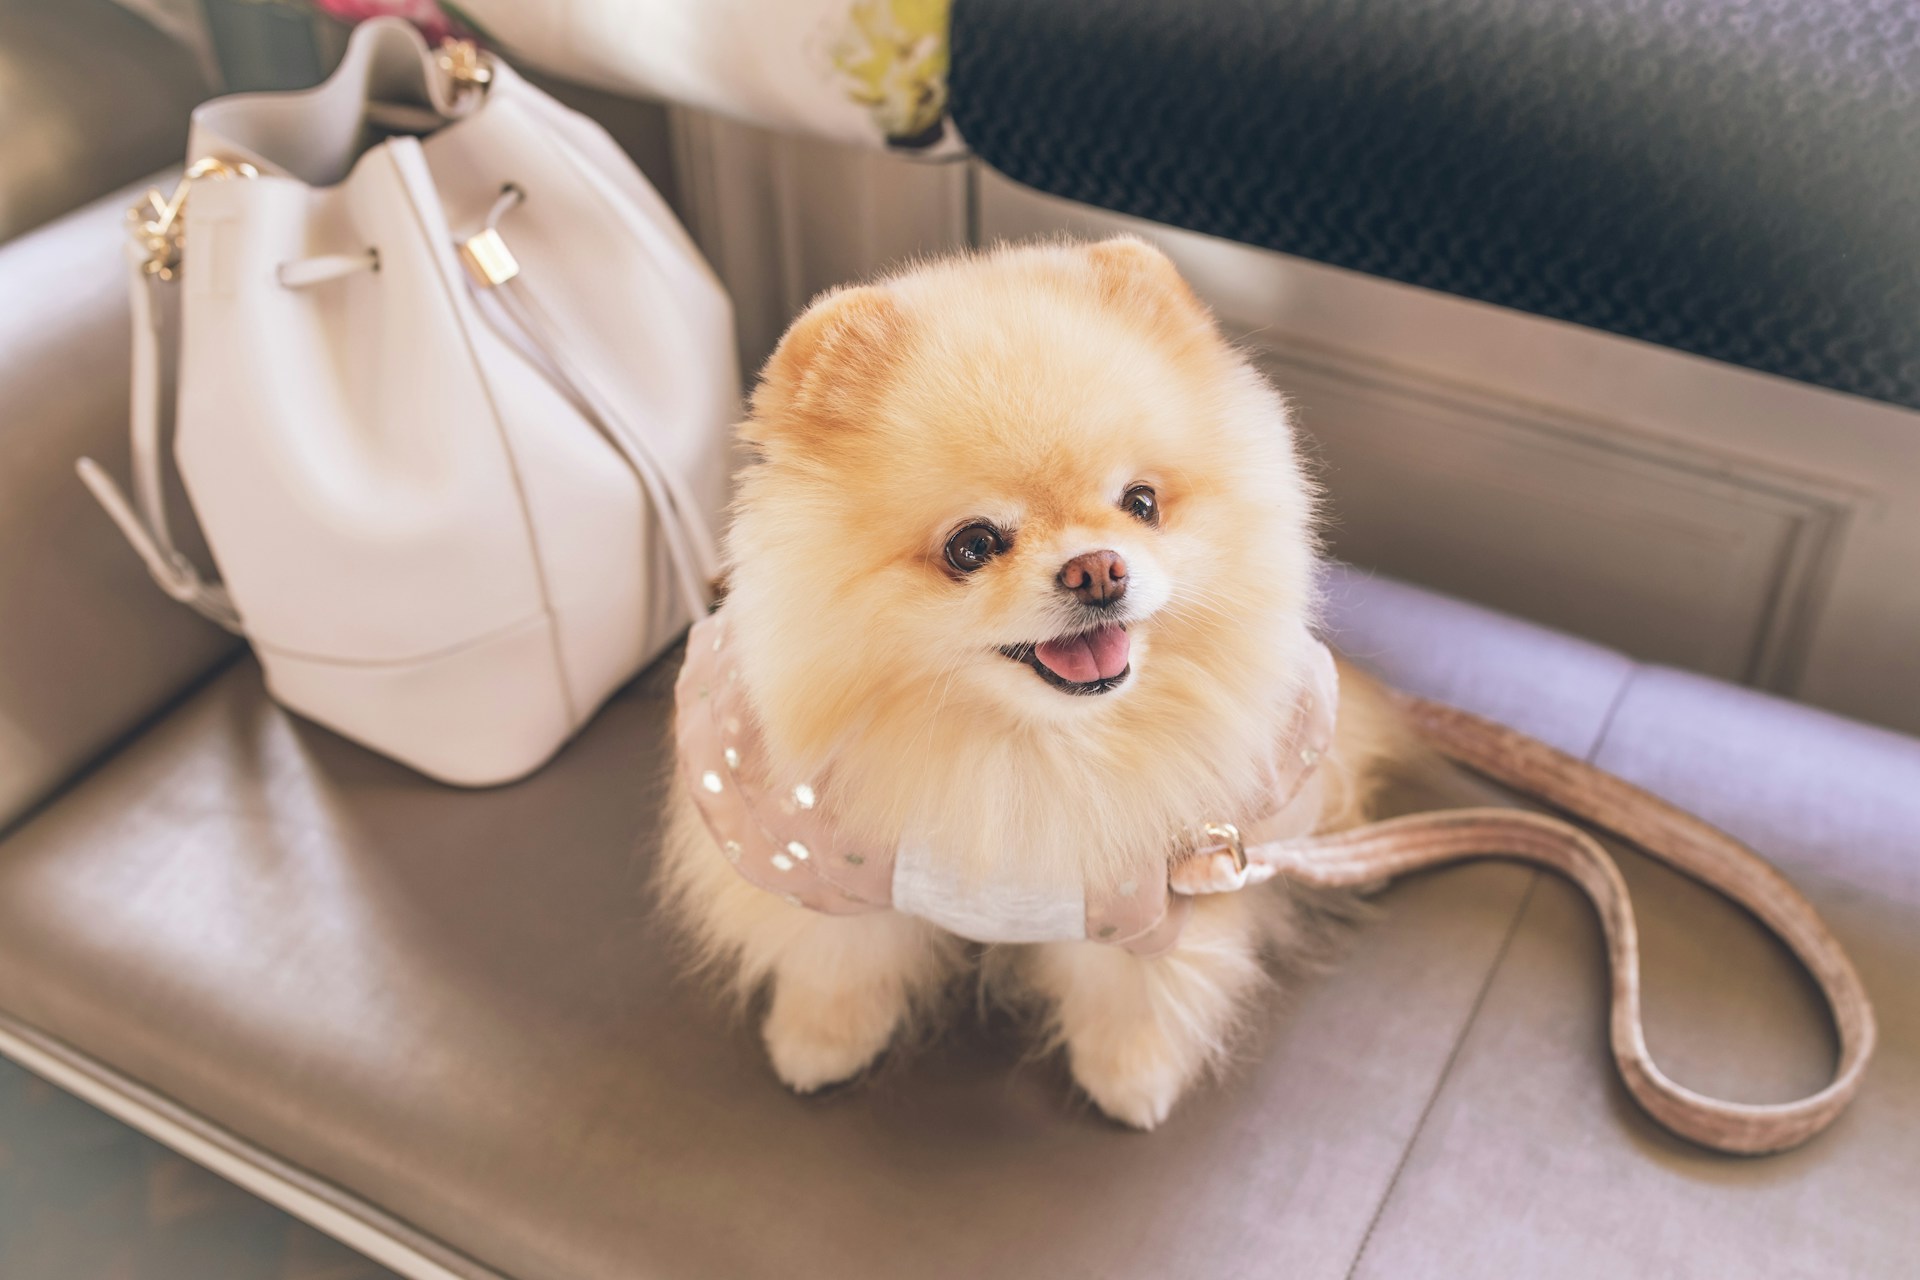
[1248,335,1860,691]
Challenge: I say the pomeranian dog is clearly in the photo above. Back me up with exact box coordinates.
[659,236,1408,1129]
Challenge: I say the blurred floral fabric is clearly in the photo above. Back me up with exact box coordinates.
[305,0,461,43]
[826,0,953,149]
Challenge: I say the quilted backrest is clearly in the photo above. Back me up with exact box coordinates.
[950,0,1920,410]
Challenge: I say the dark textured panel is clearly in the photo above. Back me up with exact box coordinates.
[950,0,1920,409]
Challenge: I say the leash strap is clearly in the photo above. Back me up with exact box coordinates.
[1252,695,1876,1155]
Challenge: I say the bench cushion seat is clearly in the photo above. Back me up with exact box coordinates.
[0,566,1914,1278]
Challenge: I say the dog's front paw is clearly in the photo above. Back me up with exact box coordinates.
[1067,1035,1197,1131]
[762,981,902,1094]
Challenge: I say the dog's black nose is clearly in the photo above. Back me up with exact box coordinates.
[1059,550,1128,607]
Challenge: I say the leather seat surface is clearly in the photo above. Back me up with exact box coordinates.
[0,570,1912,1279]
[1353,663,1920,1278]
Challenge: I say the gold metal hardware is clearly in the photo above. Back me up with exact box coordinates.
[1201,821,1248,873]
[458,227,520,287]
[436,39,493,94]
[129,157,258,281]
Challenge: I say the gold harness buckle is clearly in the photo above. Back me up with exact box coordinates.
[1200,821,1248,873]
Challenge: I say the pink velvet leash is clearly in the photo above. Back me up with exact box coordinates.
[1253,695,1877,1156]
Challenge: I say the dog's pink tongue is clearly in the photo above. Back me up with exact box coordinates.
[1035,625,1131,683]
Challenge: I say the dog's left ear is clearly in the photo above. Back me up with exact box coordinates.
[1083,236,1215,337]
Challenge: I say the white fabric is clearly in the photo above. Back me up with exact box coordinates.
[78,20,738,786]
[455,0,964,155]
[890,836,1089,945]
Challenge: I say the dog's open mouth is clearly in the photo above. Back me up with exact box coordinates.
[1000,623,1132,695]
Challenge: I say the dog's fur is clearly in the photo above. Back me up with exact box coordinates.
[658,237,1410,1128]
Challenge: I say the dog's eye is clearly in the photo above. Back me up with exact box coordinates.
[945,522,1007,573]
[1123,484,1159,526]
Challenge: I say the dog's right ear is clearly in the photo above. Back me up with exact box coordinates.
[745,285,904,447]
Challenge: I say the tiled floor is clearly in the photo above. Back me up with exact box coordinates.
[0,1055,397,1280]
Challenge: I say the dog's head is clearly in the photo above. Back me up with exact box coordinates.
[724,238,1319,863]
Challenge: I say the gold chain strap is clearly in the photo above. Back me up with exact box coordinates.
[435,37,493,93]
[128,157,259,282]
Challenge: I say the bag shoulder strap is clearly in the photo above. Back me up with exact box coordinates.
[1257,695,1876,1156]
[76,220,243,634]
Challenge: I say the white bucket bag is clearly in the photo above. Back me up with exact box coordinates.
[79,19,736,786]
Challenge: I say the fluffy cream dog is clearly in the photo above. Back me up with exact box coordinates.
[659,237,1406,1129]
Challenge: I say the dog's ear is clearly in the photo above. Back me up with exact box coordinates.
[746,284,903,446]
[1083,235,1214,337]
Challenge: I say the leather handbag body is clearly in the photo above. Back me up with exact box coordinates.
[80,19,736,786]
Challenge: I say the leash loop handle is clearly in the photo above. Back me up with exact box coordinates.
[1256,695,1875,1156]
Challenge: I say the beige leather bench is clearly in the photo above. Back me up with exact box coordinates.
[3,178,1916,1280]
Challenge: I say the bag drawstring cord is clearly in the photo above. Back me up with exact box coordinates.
[464,185,721,627]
